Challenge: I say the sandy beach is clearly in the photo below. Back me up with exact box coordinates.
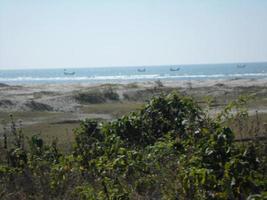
[1,78,267,148]
[1,78,267,111]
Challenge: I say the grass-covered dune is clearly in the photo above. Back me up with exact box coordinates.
[1,79,267,150]
[0,92,266,199]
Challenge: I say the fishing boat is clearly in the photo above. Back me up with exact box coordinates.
[64,69,75,75]
[137,68,146,72]
[170,67,180,71]
[236,64,246,68]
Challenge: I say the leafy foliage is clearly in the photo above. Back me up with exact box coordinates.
[0,92,266,199]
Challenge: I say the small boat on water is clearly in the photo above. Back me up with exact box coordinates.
[137,68,146,72]
[170,67,180,71]
[64,69,75,75]
[237,64,246,68]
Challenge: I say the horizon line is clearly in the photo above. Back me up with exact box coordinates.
[0,60,267,70]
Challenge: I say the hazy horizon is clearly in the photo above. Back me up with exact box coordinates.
[1,0,267,69]
[1,61,267,71]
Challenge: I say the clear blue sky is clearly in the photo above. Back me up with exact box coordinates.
[0,0,267,69]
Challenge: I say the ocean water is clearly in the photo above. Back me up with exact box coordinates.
[0,62,267,84]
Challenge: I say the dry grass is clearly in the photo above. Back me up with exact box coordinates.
[0,102,144,151]
[21,122,79,152]
[1,85,266,151]
[81,102,144,118]
[229,112,267,140]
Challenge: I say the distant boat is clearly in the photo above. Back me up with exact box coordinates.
[170,67,180,71]
[137,68,146,72]
[64,69,75,75]
[237,64,246,68]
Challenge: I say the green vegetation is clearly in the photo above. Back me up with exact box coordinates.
[81,102,144,118]
[0,92,266,199]
[25,100,54,111]
[123,87,174,102]
[75,88,120,104]
[0,101,144,150]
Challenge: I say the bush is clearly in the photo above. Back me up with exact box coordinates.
[75,88,119,104]
[0,92,266,199]
[75,90,106,104]
[103,87,120,101]
[25,100,53,111]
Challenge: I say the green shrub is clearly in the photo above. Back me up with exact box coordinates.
[103,87,120,101]
[1,92,266,199]
[75,88,119,104]
[75,90,106,104]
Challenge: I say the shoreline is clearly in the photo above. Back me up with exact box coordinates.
[1,77,267,87]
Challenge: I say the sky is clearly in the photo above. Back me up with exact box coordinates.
[0,0,267,69]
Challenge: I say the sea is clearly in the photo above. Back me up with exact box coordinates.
[0,62,267,84]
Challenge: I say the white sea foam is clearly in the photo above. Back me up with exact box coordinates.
[0,73,267,82]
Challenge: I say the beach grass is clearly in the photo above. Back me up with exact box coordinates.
[81,101,144,118]
[0,102,144,151]
[1,81,267,152]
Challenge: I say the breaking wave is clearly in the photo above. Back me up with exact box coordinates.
[0,73,267,82]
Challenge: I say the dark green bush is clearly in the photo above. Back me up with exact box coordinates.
[103,88,120,101]
[0,92,266,199]
[75,88,119,104]
[75,90,106,104]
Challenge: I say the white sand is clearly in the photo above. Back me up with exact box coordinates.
[0,78,267,113]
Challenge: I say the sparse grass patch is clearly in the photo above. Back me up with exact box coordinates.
[21,122,78,152]
[81,102,144,118]
[99,83,120,89]
[123,87,175,101]
[125,82,139,88]
[0,111,64,122]
[230,112,267,139]
[33,91,58,99]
